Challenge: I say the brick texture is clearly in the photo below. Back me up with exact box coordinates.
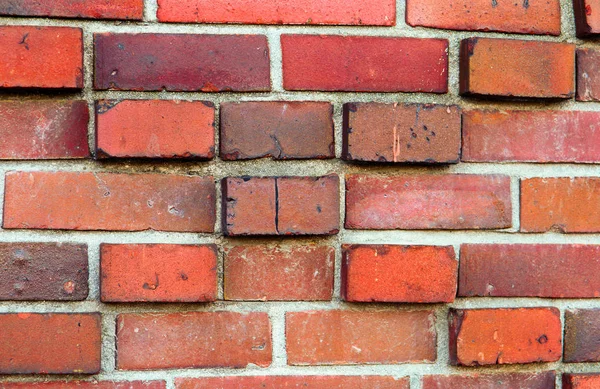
[0,383,165,389]
[564,374,600,389]
[422,372,556,389]
[564,309,600,362]
[175,376,407,388]
[0,0,144,20]
[573,0,600,37]
[577,48,600,101]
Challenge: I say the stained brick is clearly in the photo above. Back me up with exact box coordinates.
[564,309,600,362]
[564,373,600,389]
[0,0,143,20]
[423,372,556,389]
[175,376,407,389]
[573,0,600,37]
[577,48,600,101]
[0,382,165,389]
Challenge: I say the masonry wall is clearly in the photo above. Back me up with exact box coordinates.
[1,0,600,388]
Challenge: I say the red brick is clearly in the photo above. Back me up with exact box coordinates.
[342,245,457,303]
[342,103,461,163]
[96,100,215,159]
[564,309,600,362]
[0,100,89,159]
[577,48,600,101]
[564,374,600,389]
[3,171,216,232]
[0,26,83,89]
[223,175,339,236]
[282,35,448,93]
[521,177,600,233]
[406,0,561,35]
[224,245,334,301]
[574,0,600,37]
[449,308,562,366]
[220,101,334,161]
[0,313,101,374]
[101,244,217,303]
[459,244,600,298]
[0,382,165,389]
[175,376,407,389]
[0,243,88,301]
[463,109,600,163]
[286,310,436,365]
[460,38,575,99]
[345,174,511,230]
[423,372,556,389]
[116,312,271,370]
[158,0,395,25]
[94,33,270,92]
[0,0,143,20]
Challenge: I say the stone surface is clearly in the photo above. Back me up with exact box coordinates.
[564,309,600,362]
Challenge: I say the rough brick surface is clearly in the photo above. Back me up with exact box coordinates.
[459,244,600,298]
[463,109,600,163]
[342,103,461,164]
[286,310,436,365]
[0,0,143,20]
[101,244,217,302]
[573,0,600,37]
[341,245,457,303]
[0,100,89,159]
[0,243,88,301]
[116,312,272,370]
[564,309,600,362]
[521,177,600,233]
[96,100,215,159]
[223,175,339,236]
[0,26,83,89]
[224,245,334,301]
[564,374,600,389]
[406,0,561,35]
[422,372,556,389]
[345,174,511,230]
[281,35,448,92]
[157,0,396,25]
[220,101,334,160]
[3,171,216,232]
[449,308,562,366]
[0,383,165,389]
[0,313,101,374]
[577,48,600,101]
[460,38,575,99]
[175,376,407,388]
[94,33,270,92]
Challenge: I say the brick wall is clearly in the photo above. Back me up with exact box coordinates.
[0,0,599,388]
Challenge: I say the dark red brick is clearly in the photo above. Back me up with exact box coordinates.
[459,244,600,298]
[0,382,165,389]
[343,103,461,163]
[573,0,600,37]
[0,0,143,20]
[0,242,88,301]
[0,26,83,89]
[175,376,407,389]
[564,309,600,362]
[345,174,511,230]
[282,35,448,92]
[423,372,556,389]
[564,373,600,389]
[0,313,101,374]
[577,48,600,101]
[3,171,216,232]
[220,101,334,160]
[94,33,270,92]
[460,38,575,99]
[116,312,271,370]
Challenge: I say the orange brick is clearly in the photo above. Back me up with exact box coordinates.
[175,376,407,389]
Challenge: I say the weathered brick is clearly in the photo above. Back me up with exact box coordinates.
[573,0,600,37]
[223,175,339,236]
[521,177,600,233]
[0,382,165,389]
[564,309,600,362]
[0,0,143,20]
[0,26,83,89]
[449,308,562,366]
[94,33,270,92]
[220,101,334,160]
[459,38,575,99]
[0,243,88,301]
[406,0,561,35]
[224,245,334,301]
[564,373,600,389]
[282,35,448,92]
[157,0,395,25]
[423,372,556,389]
[342,245,457,303]
[342,103,461,163]
[101,244,217,303]
[286,310,436,365]
[175,376,407,389]
[463,109,600,163]
[0,313,101,374]
[345,174,511,230]
[577,48,600,101]
[459,244,600,298]
[116,312,271,370]
[96,100,215,159]
[0,100,89,159]
[3,171,216,232]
